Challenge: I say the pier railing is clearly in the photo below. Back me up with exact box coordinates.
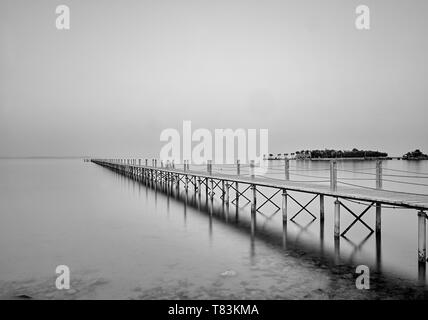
[91,158,428,194]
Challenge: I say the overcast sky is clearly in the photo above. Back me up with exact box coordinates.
[0,0,427,158]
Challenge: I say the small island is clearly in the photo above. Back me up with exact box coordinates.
[402,149,428,160]
[263,148,389,160]
[296,148,388,160]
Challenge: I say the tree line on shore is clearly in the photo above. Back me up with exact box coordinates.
[402,149,428,160]
[296,148,388,159]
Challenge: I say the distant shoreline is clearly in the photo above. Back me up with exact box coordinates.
[309,157,396,161]
[265,157,428,161]
[0,156,87,159]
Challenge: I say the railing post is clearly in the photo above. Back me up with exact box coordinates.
[418,211,427,262]
[207,160,212,175]
[237,160,241,176]
[284,159,289,180]
[138,159,141,166]
[184,160,187,172]
[250,160,255,178]
[376,160,383,189]
[330,160,337,191]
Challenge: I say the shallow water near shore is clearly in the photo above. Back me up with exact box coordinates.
[0,158,427,299]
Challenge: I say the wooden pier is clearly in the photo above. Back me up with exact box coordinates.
[91,158,428,269]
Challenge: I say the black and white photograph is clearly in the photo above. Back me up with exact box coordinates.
[1,0,428,311]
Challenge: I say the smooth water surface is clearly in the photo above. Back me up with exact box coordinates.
[0,158,427,299]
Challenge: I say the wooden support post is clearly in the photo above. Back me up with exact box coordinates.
[250,160,255,178]
[418,211,427,262]
[334,199,340,237]
[237,160,240,176]
[375,160,382,234]
[282,189,287,222]
[197,177,201,196]
[235,181,239,204]
[210,179,214,200]
[284,159,289,180]
[222,180,225,200]
[376,203,381,234]
[320,194,325,221]
[251,184,257,211]
[225,182,229,203]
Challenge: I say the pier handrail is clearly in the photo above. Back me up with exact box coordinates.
[90,158,428,209]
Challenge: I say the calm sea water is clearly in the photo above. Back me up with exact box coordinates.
[0,158,427,299]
